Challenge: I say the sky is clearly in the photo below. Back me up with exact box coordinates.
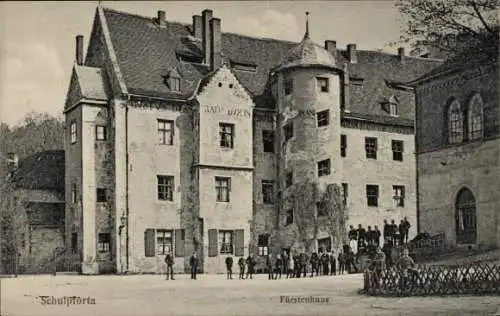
[0,1,406,127]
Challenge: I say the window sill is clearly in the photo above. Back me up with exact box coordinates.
[157,200,175,204]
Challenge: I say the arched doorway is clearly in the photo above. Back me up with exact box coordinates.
[455,188,477,244]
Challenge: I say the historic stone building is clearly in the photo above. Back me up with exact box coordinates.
[64,6,442,274]
[412,38,500,250]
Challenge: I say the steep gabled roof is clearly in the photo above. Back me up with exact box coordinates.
[8,150,65,194]
[75,65,110,101]
[97,7,443,120]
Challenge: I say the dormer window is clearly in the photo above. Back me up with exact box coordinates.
[382,95,398,117]
[163,69,181,93]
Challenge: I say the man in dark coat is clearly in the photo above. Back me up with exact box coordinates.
[294,254,301,278]
[274,254,283,279]
[310,252,319,277]
[403,217,411,244]
[246,253,256,279]
[165,251,175,280]
[357,224,366,248]
[300,252,308,278]
[338,251,345,275]
[225,256,233,280]
[266,253,274,280]
[374,225,382,247]
[383,220,391,246]
[329,251,336,276]
[399,220,406,246]
[238,257,246,279]
[321,252,330,276]
[189,251,198,280]
[366,226,374,246]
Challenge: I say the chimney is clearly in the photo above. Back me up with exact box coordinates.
[398,47,405,62]
[347,44,357,64]
[324,40,337,58]
[210,18,222,70]
[157,10,166,28]
[76,35,84,66]
[342,63,350,113]
[193,15,203,38]
[202,9,213,65]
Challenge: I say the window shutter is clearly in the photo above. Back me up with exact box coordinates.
[144,229,155,257]
[234,229,244,257]
[208,229,218,257]
[175,229,185,257]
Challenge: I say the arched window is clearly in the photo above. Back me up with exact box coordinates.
[467,93,483,140]
[447,99,463,144]
[455,187,477,244]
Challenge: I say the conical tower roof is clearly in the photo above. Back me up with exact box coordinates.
[276,12,338,72]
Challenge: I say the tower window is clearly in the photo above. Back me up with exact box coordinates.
[98,233,111,252]
[158,175,174,201]
[262,180,274,204]
[158,119,174,145]
[70,121,77,144]
[341,134,347,157]
[96,188,107,203]
[317,77,329,92]
[215,177,231,202]
[317,110,330,127]
[286,171,293,188]
[262,130,275,153]
[284,79,293,95]
[317,159,331,177]
[393,185,405,207]
[96,125,106,141]
[284,122,294,141]
[219,123,235,148]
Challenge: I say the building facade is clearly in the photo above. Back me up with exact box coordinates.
[413,38,500,250]
[64,6,442,274]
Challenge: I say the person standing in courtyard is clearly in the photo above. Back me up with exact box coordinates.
[266,253,274,280]
[403,217,411,244]
[246,253,256,279]
[310,252,319,277]
[238,256,246,279]
[274,254,283,279]
[374,225,382,247]
[348,226,358,254]
[329,250,336,276]
[383,220,391,246]
[321,251,329,276]
[396,248,416,293]
[390,219,398,246]
[165,250,175,280]
[287,253,294,278]
[338,251,345,275]
[399,220,406,246]
[300,252,308,278]
[189,251,198,280]
[225,256,233,280]
[372,247,386,290]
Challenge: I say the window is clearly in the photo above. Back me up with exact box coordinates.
[366,185,379,207]
[71,183,77,203]
[262,180,274,204]
[96,125,106,141]
[317,77,329,92]
[365,137,377,159]
[157,175,174,201]
[219,123,234,148]
[284,122,294,141]
[96,188,107,203]
[393,185,405,207]
[219,230,233,254]
[448,100,463,144]
[389,102,398,116]
[286,172,293,188]
[317,159,331,177]
[262,130,275,153]
[215,177,231,202]
[156,230,173,255]
[340,134,347,157]
[316,201,328,217]
[468,94,483,141]
[284,78,293,95]
[341,183,348,206]
[392,140,404,161]
[70,121,77,144]
[98,233,111,252]
[286,209,294,225]
[317,110,330,127]
[158,120,174,145]
[71,232,78,253]
[170,78,181,92]
[258,234,269,256]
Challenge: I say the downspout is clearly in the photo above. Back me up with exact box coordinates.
[125,97,130,272]
[414,91,420,235]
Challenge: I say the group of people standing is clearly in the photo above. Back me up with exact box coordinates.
[348,218,411,254]
[225,254,257,279]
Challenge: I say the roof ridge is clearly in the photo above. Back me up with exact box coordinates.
[355,49,444,62]
[222,31,299,45]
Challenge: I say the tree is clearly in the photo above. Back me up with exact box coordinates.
[395,0,499,54]
[322,183,348,250]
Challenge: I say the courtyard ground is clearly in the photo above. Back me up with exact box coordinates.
[1,273,499,316]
